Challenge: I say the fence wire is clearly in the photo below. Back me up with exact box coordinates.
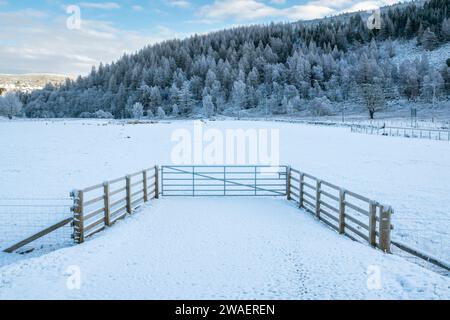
[0,198,74,253]
[349,119,450,130]
[351,125,450,141]
[392,217,450,267]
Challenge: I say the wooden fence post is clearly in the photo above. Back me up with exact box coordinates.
[379,206,392,253]
[368,201,377,247]
[286,166,291,200]
[126,175,132,214]
[104,182,111,226]
[143,170,148,202]
[72,190,84,244]
[339,189,346,234]
[155,166,160,199]
[315,180,321,218]
[299,173,304,208]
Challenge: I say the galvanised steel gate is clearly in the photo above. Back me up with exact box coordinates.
[161,165,288,197]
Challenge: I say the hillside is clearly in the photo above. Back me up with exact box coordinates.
[19,0,450,119]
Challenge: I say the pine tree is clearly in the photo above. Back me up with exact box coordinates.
[231,80,247,110]
[157,107,166,119]
[202,95,215,118]
[421,28,439,50]
[178,81,194,115]
[441,18,450,40]
[130,102,144,119]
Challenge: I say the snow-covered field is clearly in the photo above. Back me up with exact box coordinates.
[0,198,448,300]
[0,119,449,265]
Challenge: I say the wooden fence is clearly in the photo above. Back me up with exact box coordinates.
[71,166,159,243]
[287,167,394,252]
[4,164,449,272]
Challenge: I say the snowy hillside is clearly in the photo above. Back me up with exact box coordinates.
[0,198,448,300]
[390,40,450,67]
[16,0,450,120]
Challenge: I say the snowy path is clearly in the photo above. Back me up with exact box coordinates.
[0,198,448,300]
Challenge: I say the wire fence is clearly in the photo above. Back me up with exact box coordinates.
[351,125,450,141]
[392,217,450,270]
[349,119,450,130]
[0,198,73,254]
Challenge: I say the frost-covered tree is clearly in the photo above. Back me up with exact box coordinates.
[0,92,23,119]
[421,28,439,50]
[310,97,332,116]
[172,104,180,116]
[128,102,144,119]
[359,84,386,119]
[442,18,450,40]
[178,81,194,115]
[202,94,215,118]
[286,99,294,114]
[422,71,445,101]
[157,107,166,119]
[231,80,246,110]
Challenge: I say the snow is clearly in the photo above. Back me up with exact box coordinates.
[390,40,450,69]
[0,119,449,266]
[0,198,448,300]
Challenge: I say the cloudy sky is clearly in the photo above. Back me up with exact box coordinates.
[0,0,405,77]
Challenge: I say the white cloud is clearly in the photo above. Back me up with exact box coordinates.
[79,2,121,10]
[131,5,144,11]
[0,10,182,76]
[198,0,408,23]
[199,0,334,22]
[166,0,191,9]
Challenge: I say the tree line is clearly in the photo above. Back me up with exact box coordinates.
[18,0,450,119]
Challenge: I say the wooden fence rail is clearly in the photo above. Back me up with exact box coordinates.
[3,217,73,253]
[71,165,159,244]
[288,167,394,252]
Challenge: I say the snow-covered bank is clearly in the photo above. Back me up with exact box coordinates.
[0,198,448,300]
[0,119,449,263]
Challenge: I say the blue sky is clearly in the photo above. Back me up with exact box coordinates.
[0,0,403,76]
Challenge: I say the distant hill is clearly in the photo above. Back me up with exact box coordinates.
[0,74,68,94]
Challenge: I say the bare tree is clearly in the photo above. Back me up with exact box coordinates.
[359,84,386,119]
[0,92,23,119]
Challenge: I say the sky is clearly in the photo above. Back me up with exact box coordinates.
[0,0,406,77]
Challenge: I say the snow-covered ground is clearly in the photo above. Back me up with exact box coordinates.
[0,119,449,264]
[390,40,450,69]
[0,198,448,300]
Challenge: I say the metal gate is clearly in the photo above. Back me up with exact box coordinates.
[161,165,288,197]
